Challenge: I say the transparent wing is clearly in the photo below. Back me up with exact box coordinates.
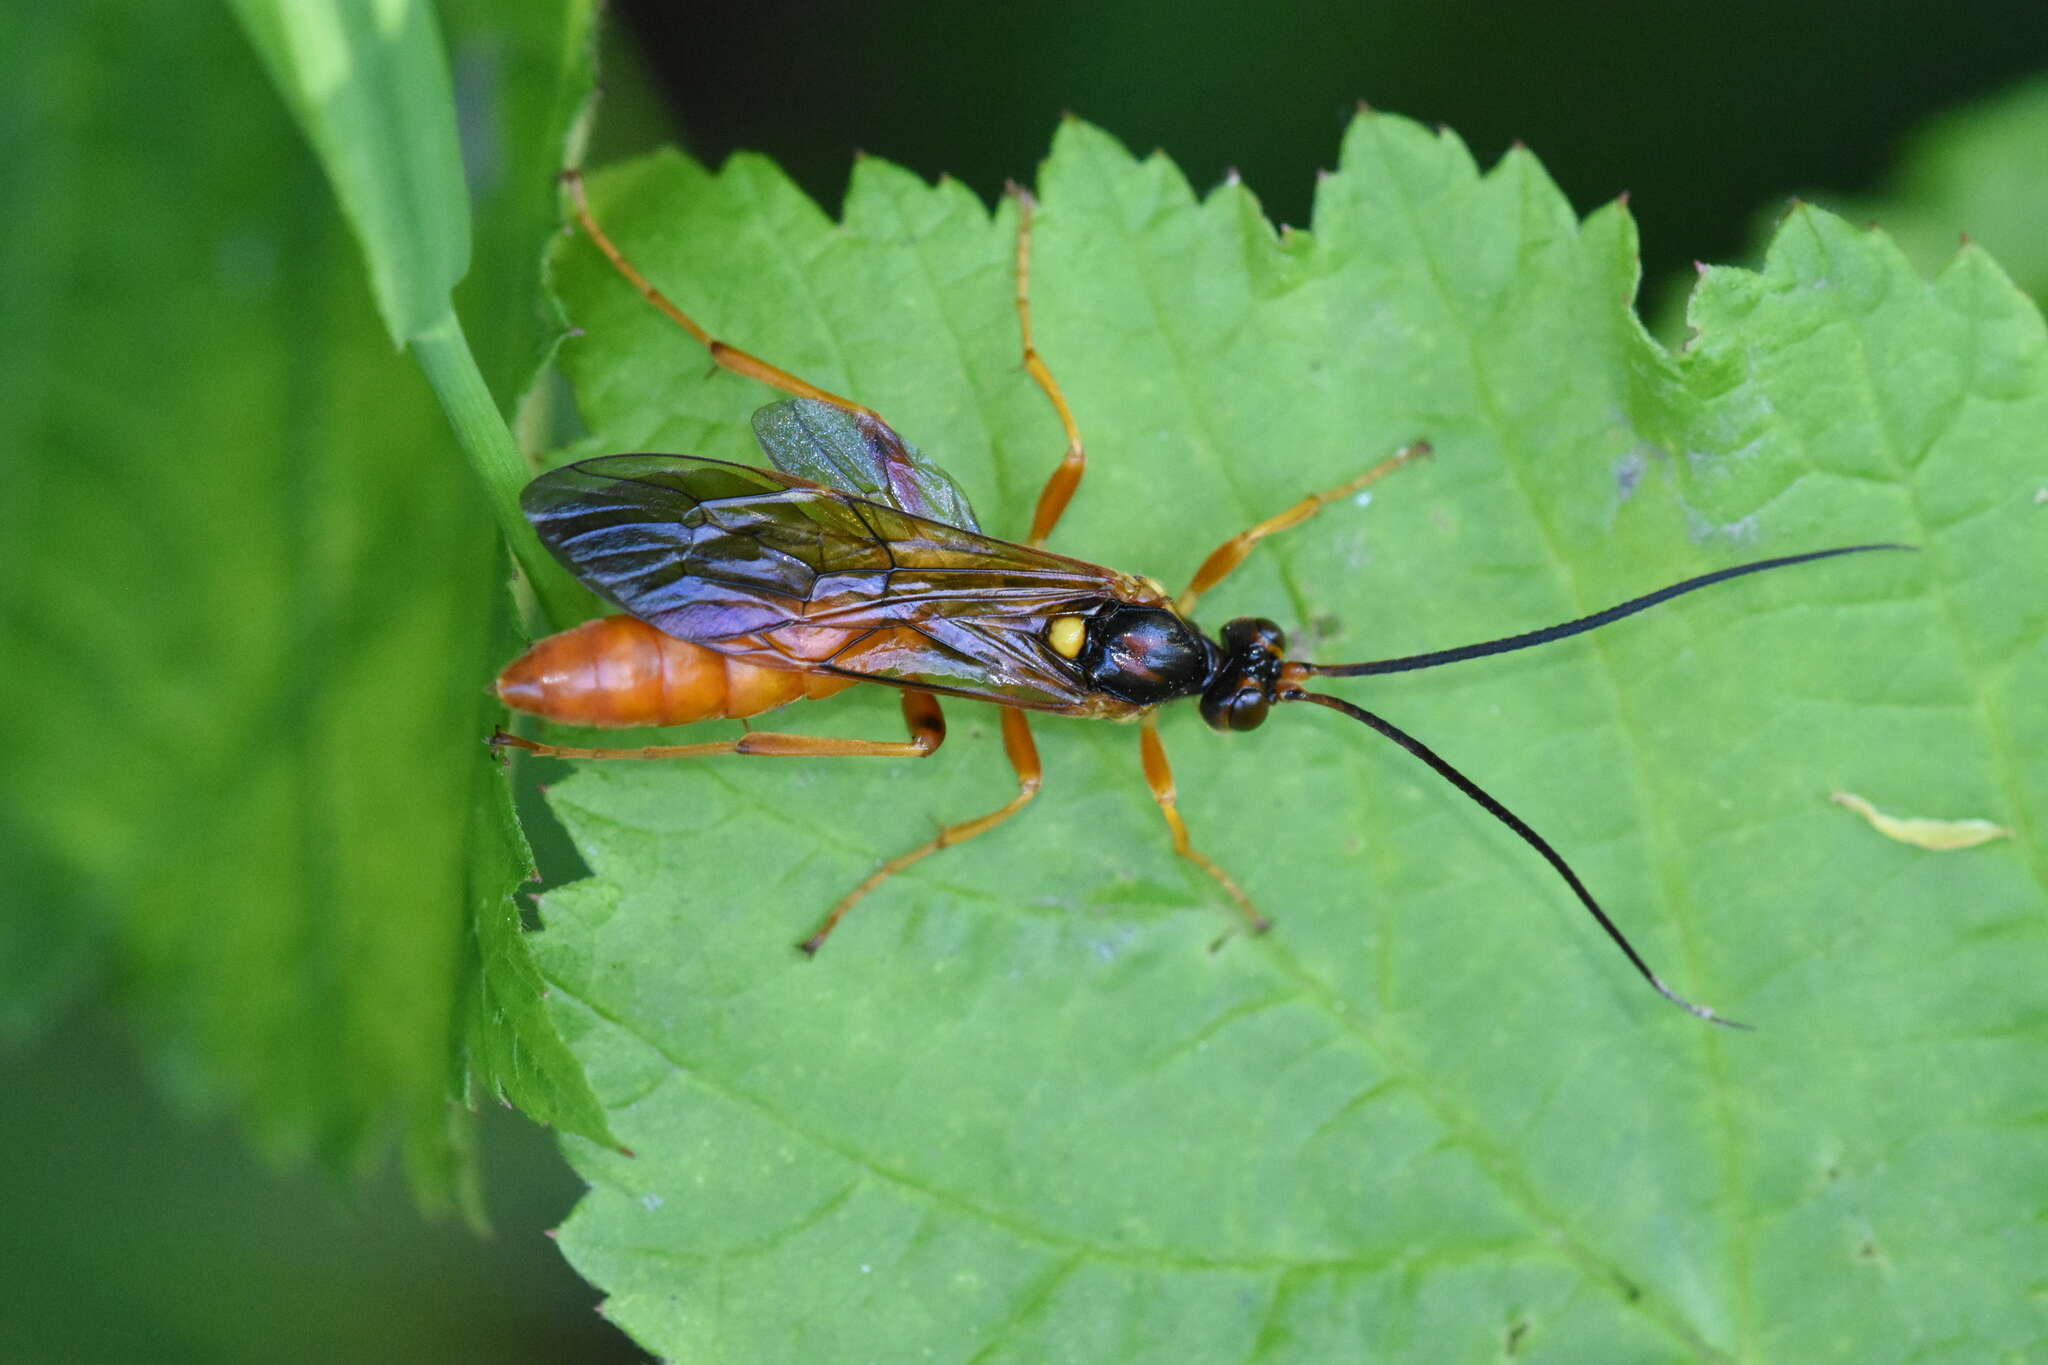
[749,398,980,530]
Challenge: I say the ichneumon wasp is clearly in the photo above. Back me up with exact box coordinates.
[492,167,1906,1028]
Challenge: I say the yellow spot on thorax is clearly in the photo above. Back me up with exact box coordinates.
[1047,615,1086,658]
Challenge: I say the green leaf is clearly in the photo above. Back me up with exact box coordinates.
[531,118,2044,1359]
[457,619,613,1148]
[232,0,591,630]
[0,3,606,1206]
[229,0,471,345]
[0,806,108,1041]
[442,0,605,413]
[230,0,613,1162]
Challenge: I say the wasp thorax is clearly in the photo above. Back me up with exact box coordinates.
[1078,602,1214,706]
[1199,616,1287,732]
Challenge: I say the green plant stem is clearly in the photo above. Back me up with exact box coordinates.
[411,309,588,630]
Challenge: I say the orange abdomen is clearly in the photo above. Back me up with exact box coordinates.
[496,615,855,728]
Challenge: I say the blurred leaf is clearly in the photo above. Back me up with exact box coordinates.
[0,2,605,1207]
[427,1,611,1152]
[230,0,471,345]
[0,806,108,1041]
[526,116,2044,1360]
[233,0,591,630]
[1655,75,2048,342]
[1820,74,2048,303]
[231,0,612,1163]
[443,0,601,411]
[0,1024,629,1365]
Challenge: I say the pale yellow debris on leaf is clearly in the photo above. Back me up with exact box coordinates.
[1829,790,2013,851]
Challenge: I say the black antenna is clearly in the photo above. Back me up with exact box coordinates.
[1285,540,1914,1025]
[1304,544,1912,679]
[1283,689,1749,1028]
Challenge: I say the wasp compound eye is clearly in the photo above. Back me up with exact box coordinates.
[1219,616,1286,659]
[1200,681,1272,733]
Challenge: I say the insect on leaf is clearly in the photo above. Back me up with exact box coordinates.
[751,396,982,529]
[534,119,2047,1363]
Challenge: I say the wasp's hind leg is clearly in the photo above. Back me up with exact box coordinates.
[489,690,948,762]
[800,706,1044,954]
[561,168,878,419]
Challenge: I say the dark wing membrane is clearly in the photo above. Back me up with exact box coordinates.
[522,454,1146,712]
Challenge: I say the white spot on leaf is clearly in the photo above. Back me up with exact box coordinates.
[1829,790,2012,851]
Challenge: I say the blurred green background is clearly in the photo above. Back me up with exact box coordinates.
[619,1,2048,295]
[3,2,2042,1361]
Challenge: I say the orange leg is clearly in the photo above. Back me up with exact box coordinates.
[1175,441,1433,616]
[800,708,1043,953]
[561,168,878,419]
[1138,714,1269,934]
[494,696,1044,953]
[490,690,946,762]
[1009,186,1088,546]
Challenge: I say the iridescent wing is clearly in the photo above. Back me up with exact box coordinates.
[750,398,980,530]
[523,454,1158,712]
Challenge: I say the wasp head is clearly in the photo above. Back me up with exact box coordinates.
[1198,617,1290,732]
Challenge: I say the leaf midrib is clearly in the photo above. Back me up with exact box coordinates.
[1364,125,1751,1358]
